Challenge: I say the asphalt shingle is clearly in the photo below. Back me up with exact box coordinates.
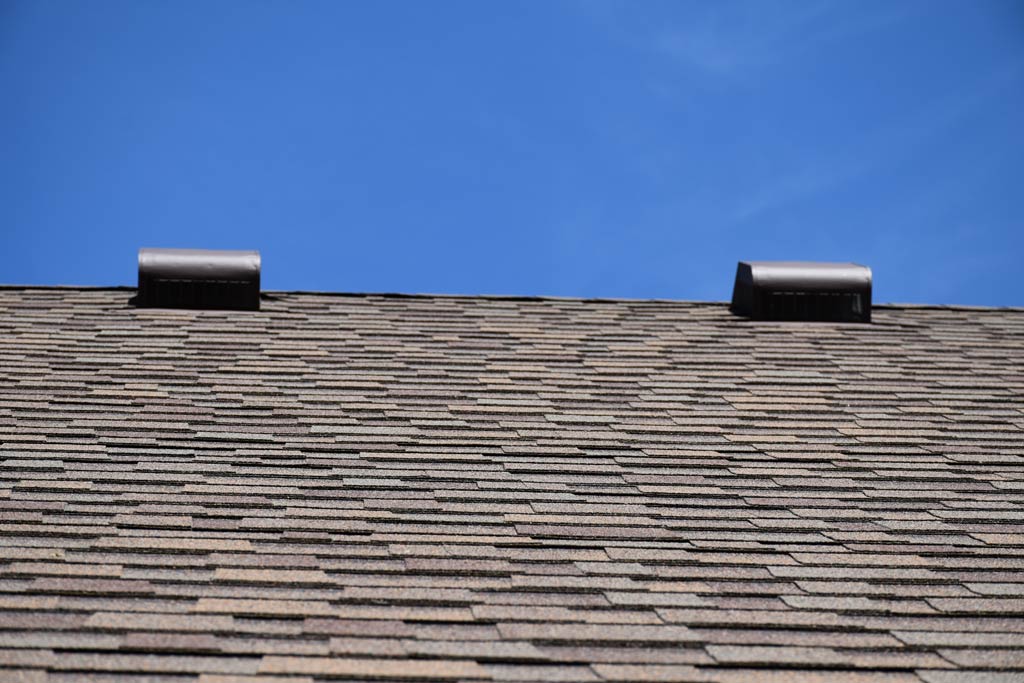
[0,287,1022,682]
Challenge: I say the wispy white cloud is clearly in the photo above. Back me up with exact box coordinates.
[730,59,1024,223]
[574,1,1022,228]
[655,1,838,76]
[730,160,863,223]
[577,0,916,79]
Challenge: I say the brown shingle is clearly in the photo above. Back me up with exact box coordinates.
[212,568,331,584]
[85,612,235,631]
[589,664,706,681]
[496,623,697,644]
[938,649,1024,667]
[713,672,922,683]
[484,663,600,681]
[191,599,334,617]
[259,656,489,678]
[199,676,314,683]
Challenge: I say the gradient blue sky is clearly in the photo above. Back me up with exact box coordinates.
[2,1,1022,304]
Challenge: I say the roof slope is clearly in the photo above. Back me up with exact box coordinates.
[1,288,1023,683]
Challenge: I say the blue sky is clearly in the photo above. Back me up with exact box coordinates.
[2,1,1022,305]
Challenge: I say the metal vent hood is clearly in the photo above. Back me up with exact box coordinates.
[136,248,261,311]
[731,261,872,323]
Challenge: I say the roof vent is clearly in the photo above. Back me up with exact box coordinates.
[731,261,871,323]
[136,248,261,311]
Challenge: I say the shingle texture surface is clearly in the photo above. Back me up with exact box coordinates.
[1,287,1023,682]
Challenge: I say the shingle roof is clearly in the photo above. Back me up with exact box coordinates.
[1,286,1023,683]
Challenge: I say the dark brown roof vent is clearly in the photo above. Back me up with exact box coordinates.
[136,248,261,311]
[731,261,871,323]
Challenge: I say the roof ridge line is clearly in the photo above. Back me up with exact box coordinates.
[1,284,1022,311]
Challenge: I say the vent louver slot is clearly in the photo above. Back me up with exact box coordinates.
[136,248,261,311]
[731,261,871,323]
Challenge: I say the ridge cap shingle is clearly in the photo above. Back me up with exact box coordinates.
[1,284,1021,311]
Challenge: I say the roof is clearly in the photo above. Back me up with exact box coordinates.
[1,286,1023,683]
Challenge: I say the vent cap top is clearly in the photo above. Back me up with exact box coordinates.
[739,261,871,291]
[138,248,260,281]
